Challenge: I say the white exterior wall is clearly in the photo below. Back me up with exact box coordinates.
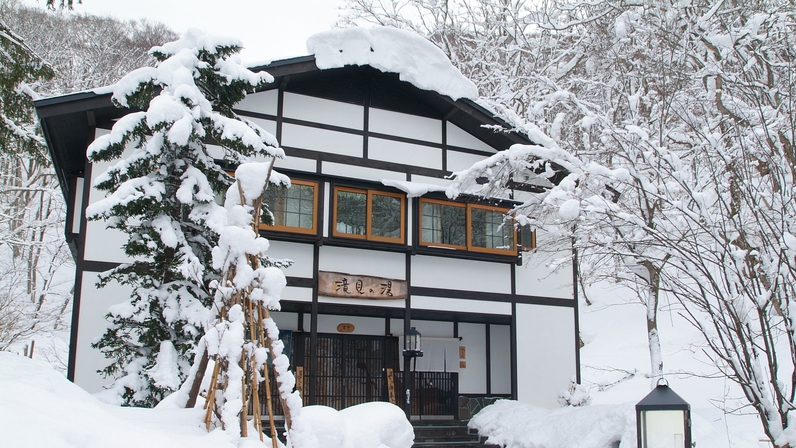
[236,89,278,116]
[282,123,363,157]
[71,177,84,233]
[318,246,406,280]
[489,324,512,394]
[368,137,442,170]
[283,93,364,130]
[411,255,511,294]
[515,303,577,408]
[515,230,574,300]
[74,271,131,393]
[83,129,134,264]
[411,296,511,315]
[447,150,491,173]
[271,312,300,332]
[369,108,441,143]
[458,323,486,394]
[446,122,495,152]
[266,241,315,279]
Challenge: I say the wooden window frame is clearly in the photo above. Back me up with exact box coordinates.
[332,186,406,244]
[467,203,517,255]
[418,198,467,250]
[419,198,518,256]
[260,179,319,235]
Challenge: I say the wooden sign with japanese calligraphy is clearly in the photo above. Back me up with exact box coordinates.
[318,271,408,300]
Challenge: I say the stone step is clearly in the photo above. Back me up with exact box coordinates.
[412,421,490,448]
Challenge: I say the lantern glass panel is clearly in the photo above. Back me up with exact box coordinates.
[639,410,686,448]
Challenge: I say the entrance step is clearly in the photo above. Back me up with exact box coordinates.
[412,421,494,448]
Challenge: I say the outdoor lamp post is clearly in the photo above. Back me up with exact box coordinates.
[402,327,423,418]
[404,327,423,358]
[636,379,692,448]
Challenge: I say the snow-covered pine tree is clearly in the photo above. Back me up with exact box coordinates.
[86,29,283,407]
[0,19,53,161]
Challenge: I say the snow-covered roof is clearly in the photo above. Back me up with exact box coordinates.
[306,27,478,102]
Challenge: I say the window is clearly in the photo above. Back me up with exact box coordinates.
[333,186,405,243]
[420,198,517,255]
[420,199,466,249]
[520,225,536,251]
[261,179,318,235]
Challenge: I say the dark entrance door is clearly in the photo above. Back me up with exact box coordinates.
[257,332,458,418]
[296,332,400,409]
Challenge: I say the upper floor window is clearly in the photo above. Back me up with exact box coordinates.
[262,179,318,235]
[420,198,516,255]
[333,186,405,243]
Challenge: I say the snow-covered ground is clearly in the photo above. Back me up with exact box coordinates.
[0,351,413,448]
[468,280,770,448]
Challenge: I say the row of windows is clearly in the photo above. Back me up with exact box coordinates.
[262,180,534,256]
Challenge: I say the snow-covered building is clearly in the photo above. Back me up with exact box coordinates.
[35,27,578,417]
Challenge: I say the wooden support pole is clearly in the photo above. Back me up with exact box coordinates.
[240,349,248,437]
[204,360,222,430]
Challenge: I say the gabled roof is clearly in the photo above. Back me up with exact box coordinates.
[35,55,536,201]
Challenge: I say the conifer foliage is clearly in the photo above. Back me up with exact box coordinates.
[0,20,54,161]
[86,29,283,407]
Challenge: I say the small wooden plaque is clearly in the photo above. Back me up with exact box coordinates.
[459,346,466,359]
[337,323,355,333]
[319,271,407,300]
[460,361,466,369]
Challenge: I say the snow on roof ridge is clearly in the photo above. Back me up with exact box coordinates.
[306,26,478,101]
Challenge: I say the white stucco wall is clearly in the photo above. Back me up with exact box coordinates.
[74,271,130,393]
[458,322,486,394]
[489,324,512,394]
[411,255,511,294]
[515,230,575,300]
[515,303,577,408]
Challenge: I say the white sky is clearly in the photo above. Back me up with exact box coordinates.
[23,0,349,64]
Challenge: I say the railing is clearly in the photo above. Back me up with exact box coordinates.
[251,370,459,418]
[395,371,458,418]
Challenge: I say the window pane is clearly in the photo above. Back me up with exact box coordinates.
[264,183,315,229]
[521,225,535,251]
[471,208,514,250]
[421,202,465,246]
[336,190,366,235]
[371,194,402,239]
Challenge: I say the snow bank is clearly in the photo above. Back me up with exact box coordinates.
[307,26,478,101]
[0,352,413,448]
[0,352,268,448]
[468,400,636,448]
[302,402,414,448]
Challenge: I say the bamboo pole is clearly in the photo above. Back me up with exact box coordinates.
[240,350,248,437]
[251,356,263,442]
[204,360,222,430]
[261,344,279,448]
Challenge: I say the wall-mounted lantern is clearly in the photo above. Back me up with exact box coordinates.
[636,379,692,448]
[403,327,423,358]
